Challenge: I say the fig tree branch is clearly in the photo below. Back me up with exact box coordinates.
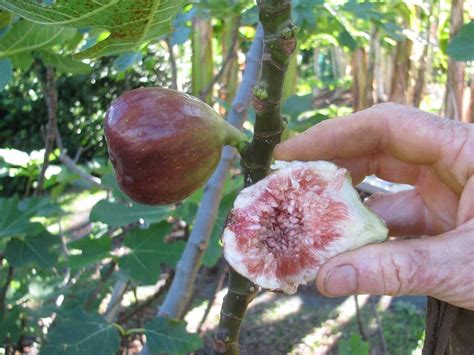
[104,279,129,322]
[213,1,298,354]
[164,37,178,90]
[35,65,58,196]
[84,260,117,310]
[138,23,263,355]
[0,265,14,314]
[36,63,104,190]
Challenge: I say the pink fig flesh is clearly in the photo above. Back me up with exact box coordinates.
[104,87,245,205]
[223,160,388,294]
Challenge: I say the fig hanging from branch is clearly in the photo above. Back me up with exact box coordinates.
[104,87,248,205]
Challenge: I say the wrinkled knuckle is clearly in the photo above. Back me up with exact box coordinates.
[379,249,426,296]
[379,253,404,296]
[403,248,430,295]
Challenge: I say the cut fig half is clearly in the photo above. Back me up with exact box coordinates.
[223,160,388,294]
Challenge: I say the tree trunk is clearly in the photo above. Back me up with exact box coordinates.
[282,46,298,104]
[383,48,394,99]
[351,48,370,112]
[389,37,413,104]
[312,47,321,97]
[463,72,473,123]
[413,5,434,107]
[192,16,214,103]
[220,15,240,109]
[35,66,58,195]
[367,27,378,106]
[374,35,386,103]
[443,0,465,120]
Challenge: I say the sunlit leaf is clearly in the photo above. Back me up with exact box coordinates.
[67,236,112,269]
[447,20,474,61]
[113,51,142,72]
[0,306,22,345]
[203,189,237,267]
[338,333,369,355]
[0,196,59,239]
[282,94,313,119]
[0,9,13,28]
[0,0,187,59]
[9,52,33,70]
[5,226,60,268]
[0,20,74,58]
[39,50,91,74]
[0,57,12,89]
[287,113,328,133]
[41,308,120,355]
[90,200,173,227]
[144,317,203,354]
[119,222,184,284]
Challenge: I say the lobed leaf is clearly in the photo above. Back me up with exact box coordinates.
[5,225,60,268]
[41,308,120,355]
[90,199,173,227]
[67,236,112,270]
[447,20,474,61]
[144,317,203,354]
[0,196,59,239]
[202,189,238,267]
[119,222,184,284]
[0,57,11,89]
[0,20,74,59]
[0,0,187,59]
[39,50,91,74]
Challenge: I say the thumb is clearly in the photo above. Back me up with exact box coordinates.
[315,223,474,309]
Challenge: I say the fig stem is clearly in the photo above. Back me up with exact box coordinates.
[223,123,250,156]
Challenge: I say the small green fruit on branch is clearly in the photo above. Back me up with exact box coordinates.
[223,161,388,294]
[104,87,248,205]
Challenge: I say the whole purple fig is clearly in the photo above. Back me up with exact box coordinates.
[104,87,246,205]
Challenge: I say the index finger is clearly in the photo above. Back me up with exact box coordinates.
[274,103,472,194]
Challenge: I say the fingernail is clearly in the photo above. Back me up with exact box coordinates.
[324,264,357,296]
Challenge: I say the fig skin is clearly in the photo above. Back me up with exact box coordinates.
[104,87,245,205]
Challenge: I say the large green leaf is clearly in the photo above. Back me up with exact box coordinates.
[0,306,22,345]
[39,50,91,74]
[338,333,369,355]
[447,20,474,61]
[202,190,237,267]
[282,94,313,119]
[0,57,11,89]
[0,196,59,239]
[1,0,187,59]
[9,52,33,70]
[119,222,184,284]
[287,113,328,133]
[5,225,60,268]
[144,317,203,354]
[67,236,112,270]
[90,200,173,228]
[0,20,74,58]
[41,308,120,355]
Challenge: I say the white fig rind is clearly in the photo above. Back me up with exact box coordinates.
[223,160,388,294]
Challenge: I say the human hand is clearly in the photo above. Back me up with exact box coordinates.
[274,103,474,310]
